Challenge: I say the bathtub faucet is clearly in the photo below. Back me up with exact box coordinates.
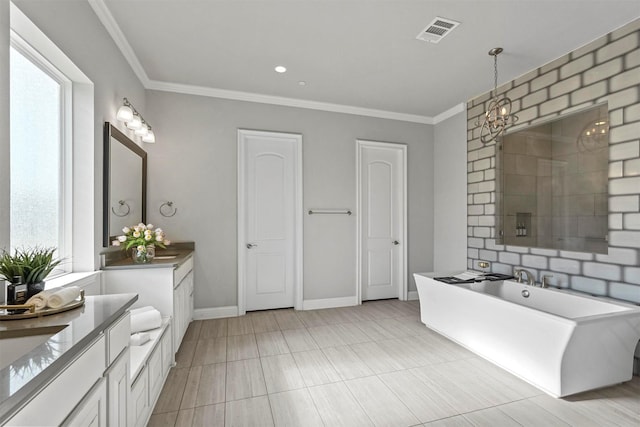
[514,268,535,286]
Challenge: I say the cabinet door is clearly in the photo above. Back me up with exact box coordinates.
[173,266,194,356]
[161,324,173,374]
[62,379,107,427]
[147,342,164,405]
[181,272,191,338]
[130,367,150,427]
[107,348,130,427]
[173,281,184,355]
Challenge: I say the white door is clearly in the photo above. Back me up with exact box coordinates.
[238,130,302,312]
[357,141,406,301]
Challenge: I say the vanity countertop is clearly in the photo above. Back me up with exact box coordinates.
[0,293,138,424]
[101,241,194,270]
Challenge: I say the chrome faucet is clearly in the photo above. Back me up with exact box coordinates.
[514,268,535,286]
[541,274,553,288]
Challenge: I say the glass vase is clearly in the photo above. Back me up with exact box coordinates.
[131,245,155,264]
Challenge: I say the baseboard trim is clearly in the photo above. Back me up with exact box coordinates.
[194,306,238,320]
[193,294,415,317]
[302,296,358,310]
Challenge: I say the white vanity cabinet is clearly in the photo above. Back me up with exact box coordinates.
[6,312,131,427]
[6,335,107,426]
[103,255,194,356]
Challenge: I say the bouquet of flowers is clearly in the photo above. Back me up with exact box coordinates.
[112,223,170,253]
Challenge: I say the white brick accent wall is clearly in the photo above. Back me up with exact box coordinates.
[466,18,640,305]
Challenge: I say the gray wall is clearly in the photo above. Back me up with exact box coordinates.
[9,0,146,267]
[433,110,468,272]
[145,90,434,309]
[467,18,640,303]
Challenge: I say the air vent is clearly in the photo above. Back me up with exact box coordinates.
[416,17,460,44]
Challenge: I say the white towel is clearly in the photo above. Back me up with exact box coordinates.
[130,306,155,316]
[47,286,82,309]
[26,290,55,311]
[130,308,162,333]
[130,332,151,346]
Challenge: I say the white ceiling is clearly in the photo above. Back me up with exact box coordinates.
[95,0,640,122]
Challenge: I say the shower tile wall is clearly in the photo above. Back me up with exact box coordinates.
[502,125,552,248]
[466,18,640,304]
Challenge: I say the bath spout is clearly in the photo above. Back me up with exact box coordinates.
[514,268,535,286]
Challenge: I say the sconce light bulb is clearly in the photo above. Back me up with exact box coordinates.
[127,114,142,130]
[135,123,149,136]
[142,129,156,143]
[116,105,133,122]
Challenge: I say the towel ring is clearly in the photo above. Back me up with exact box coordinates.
[160,201,178,217]
[111,200,131,217]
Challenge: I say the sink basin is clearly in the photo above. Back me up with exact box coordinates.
[154,252,180,260]
[0,325,67,370]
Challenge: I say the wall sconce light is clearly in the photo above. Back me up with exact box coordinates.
[116,97,156,143]
[475,48,518,144]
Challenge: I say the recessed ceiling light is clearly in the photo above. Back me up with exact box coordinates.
[274,65,287,73]
[298,81,306,86]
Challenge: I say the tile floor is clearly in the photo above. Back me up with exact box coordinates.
[149,299,640,427]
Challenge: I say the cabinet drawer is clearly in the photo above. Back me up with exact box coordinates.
[174,256,193,287]
[130,365,150,427]
[107,312,131,365]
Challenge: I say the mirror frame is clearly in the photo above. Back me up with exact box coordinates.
[103,122,147,247]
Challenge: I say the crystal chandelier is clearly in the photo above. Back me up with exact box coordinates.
[475,48,518,144]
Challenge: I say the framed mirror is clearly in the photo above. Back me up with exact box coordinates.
[496,103,609,254]
[103,122,147,246]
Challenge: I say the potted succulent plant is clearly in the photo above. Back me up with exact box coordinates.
[0,247,62,298]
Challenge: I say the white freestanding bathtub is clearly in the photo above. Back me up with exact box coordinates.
[414,272,640,397]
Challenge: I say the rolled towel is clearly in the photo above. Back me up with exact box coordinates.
[130,306,155,316]
[130,308,162,333]
[26,290,55,311]
[130,332,151,346]
[47,286,81,309]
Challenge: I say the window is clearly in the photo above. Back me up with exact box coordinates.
[9,39,71,274]
[8,3,95,275]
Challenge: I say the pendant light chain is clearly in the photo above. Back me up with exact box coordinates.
[494,53,499,97]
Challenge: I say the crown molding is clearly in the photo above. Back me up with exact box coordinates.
[90,0,433,124]
[88,0,150,86]
[433,102,466,124]
[147,80,433,124]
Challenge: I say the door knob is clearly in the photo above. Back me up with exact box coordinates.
[246,243,258,249]
[392,240,400,245]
